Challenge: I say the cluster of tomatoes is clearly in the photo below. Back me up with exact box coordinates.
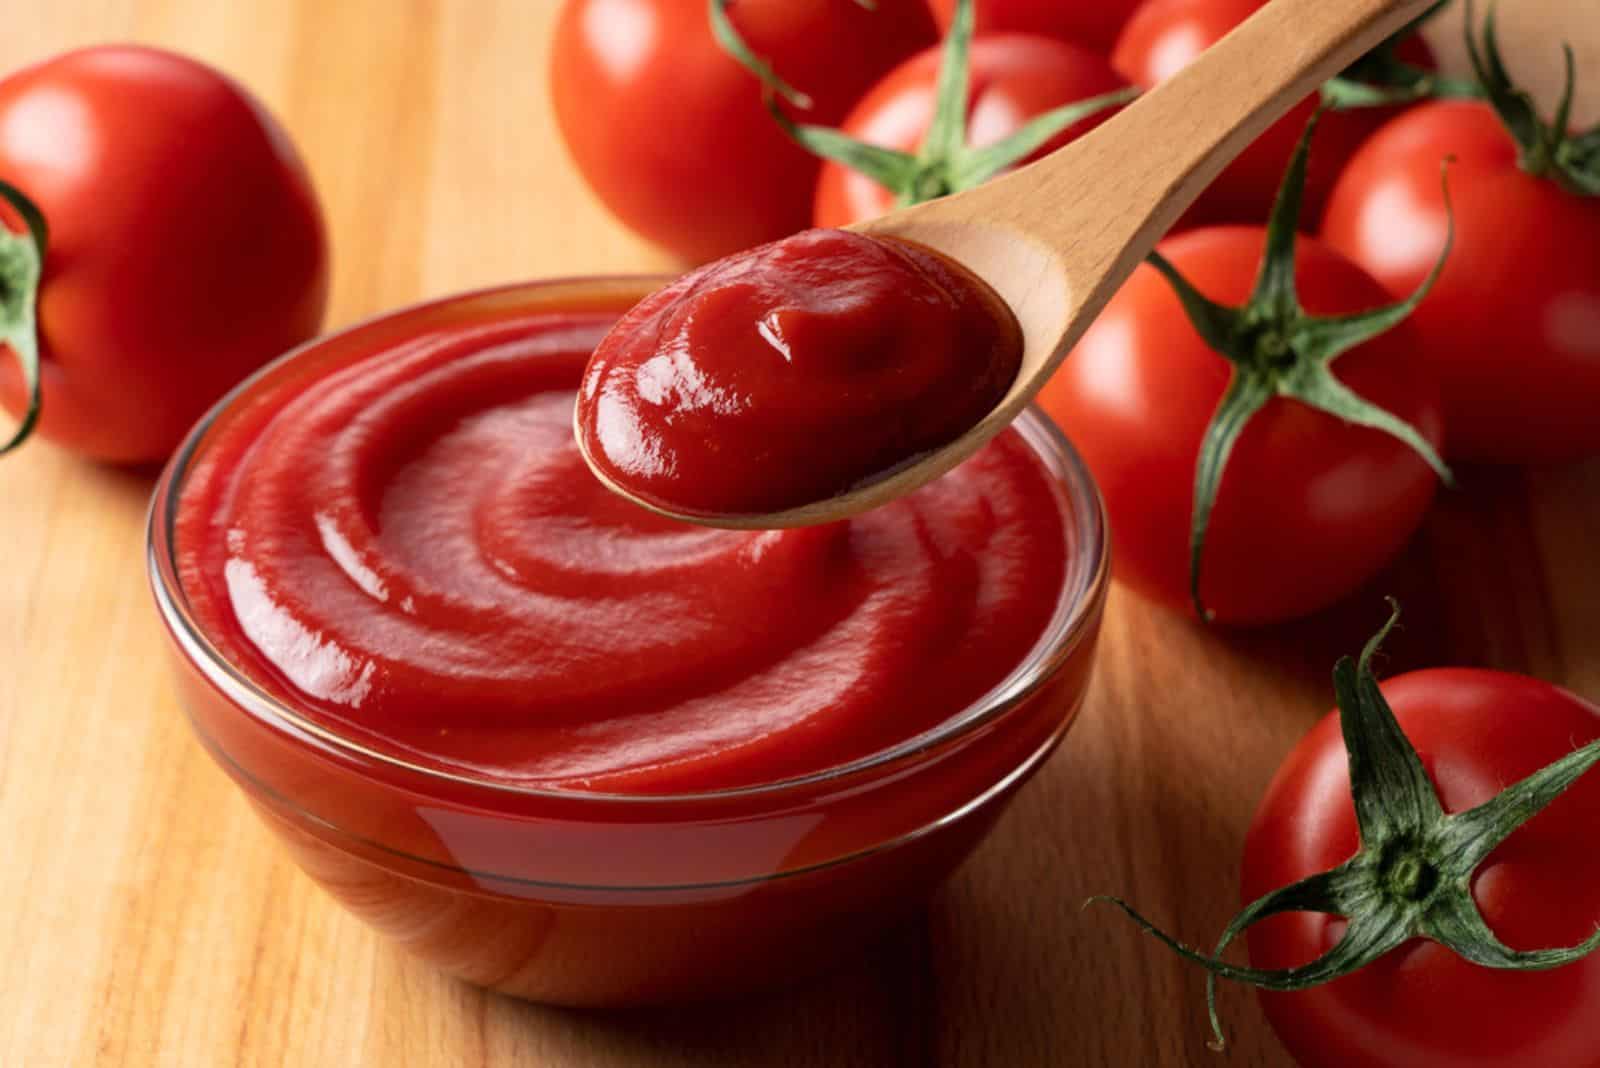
[554,0,1600,628]
[553,3,1600,1066]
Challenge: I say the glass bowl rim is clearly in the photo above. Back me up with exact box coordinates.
[147,274,1111,808]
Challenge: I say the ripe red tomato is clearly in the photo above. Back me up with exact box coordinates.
[1036,228,1442,624]
[551,0,936,263]
[0,45,327,464]
[1244,669,1600,1068]
[926,0,1144,52]
[814,34,1126,227]
[1112,0,1427,228]
[1322,101,1600,464]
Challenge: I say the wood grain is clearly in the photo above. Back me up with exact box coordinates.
[0,2,1595,1066]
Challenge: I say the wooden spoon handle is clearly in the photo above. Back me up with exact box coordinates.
[905,0,1438,298]
[1063,0,1436,270]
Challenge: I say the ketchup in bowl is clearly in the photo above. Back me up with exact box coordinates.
[576,229,1022,519]
[149,277,1106,1005]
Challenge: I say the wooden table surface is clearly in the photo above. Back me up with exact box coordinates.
[2,3,1596,1065]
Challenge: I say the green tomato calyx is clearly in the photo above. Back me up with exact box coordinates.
[1378,839,1439,903]
[0,180,46,456]
[907,168,956,206]
[1465,1,1600,196]
[1239,321,1292,373]
[1147,113,1454,622]
[709,0,1135,211]
[1089,601,1600,1051]
[1321,1,1480,109]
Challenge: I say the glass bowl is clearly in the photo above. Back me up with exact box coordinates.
[146,277,1110,1007]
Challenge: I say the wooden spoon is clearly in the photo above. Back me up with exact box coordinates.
[588,0,1438,529]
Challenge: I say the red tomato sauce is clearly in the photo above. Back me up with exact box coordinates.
[175,299,1064,794]
[575,228,1022,518]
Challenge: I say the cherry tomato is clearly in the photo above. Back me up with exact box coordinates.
[1036,227,1443,624]
[1322,101,1600,464]
[1245,669,1600,1068]
[926,0,1144,52]
[0,45,327,464]
[814,33,1126,228]
[551,0,936,263]
[1112,0,1430,228]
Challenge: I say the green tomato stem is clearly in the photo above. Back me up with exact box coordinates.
[707,0,873,110]
[1091,601,1600,1050]
[1464,0,1600,196]
[922,0,975,166]
[710,0,1132,212]
[949,87,1140,190]
[1321,1,1480,109]
[1143,113,1454,622]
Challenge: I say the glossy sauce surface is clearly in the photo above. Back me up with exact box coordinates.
[176,298,1067,794]
[576,229,1023,518]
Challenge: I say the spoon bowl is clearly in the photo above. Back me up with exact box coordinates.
[584,0,1438,529]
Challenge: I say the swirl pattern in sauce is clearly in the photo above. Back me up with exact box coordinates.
[177,306,1067,793]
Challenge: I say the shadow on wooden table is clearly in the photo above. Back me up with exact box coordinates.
[492,918,937,1067]
[1224,462,1565,685]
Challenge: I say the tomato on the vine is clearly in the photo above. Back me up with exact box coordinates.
[1037,117,1449,625]
[1097,605,1600,1067]
[713,0,1131,230]
[551,0,937,263]
[925,0,1144,52]
[1039,230,1443,624]
[1112,0,1434,228]
[1322,14,1600,464]
[1243,666,1600,1068]
[0,45,327,464]
[814,34,1126,227]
